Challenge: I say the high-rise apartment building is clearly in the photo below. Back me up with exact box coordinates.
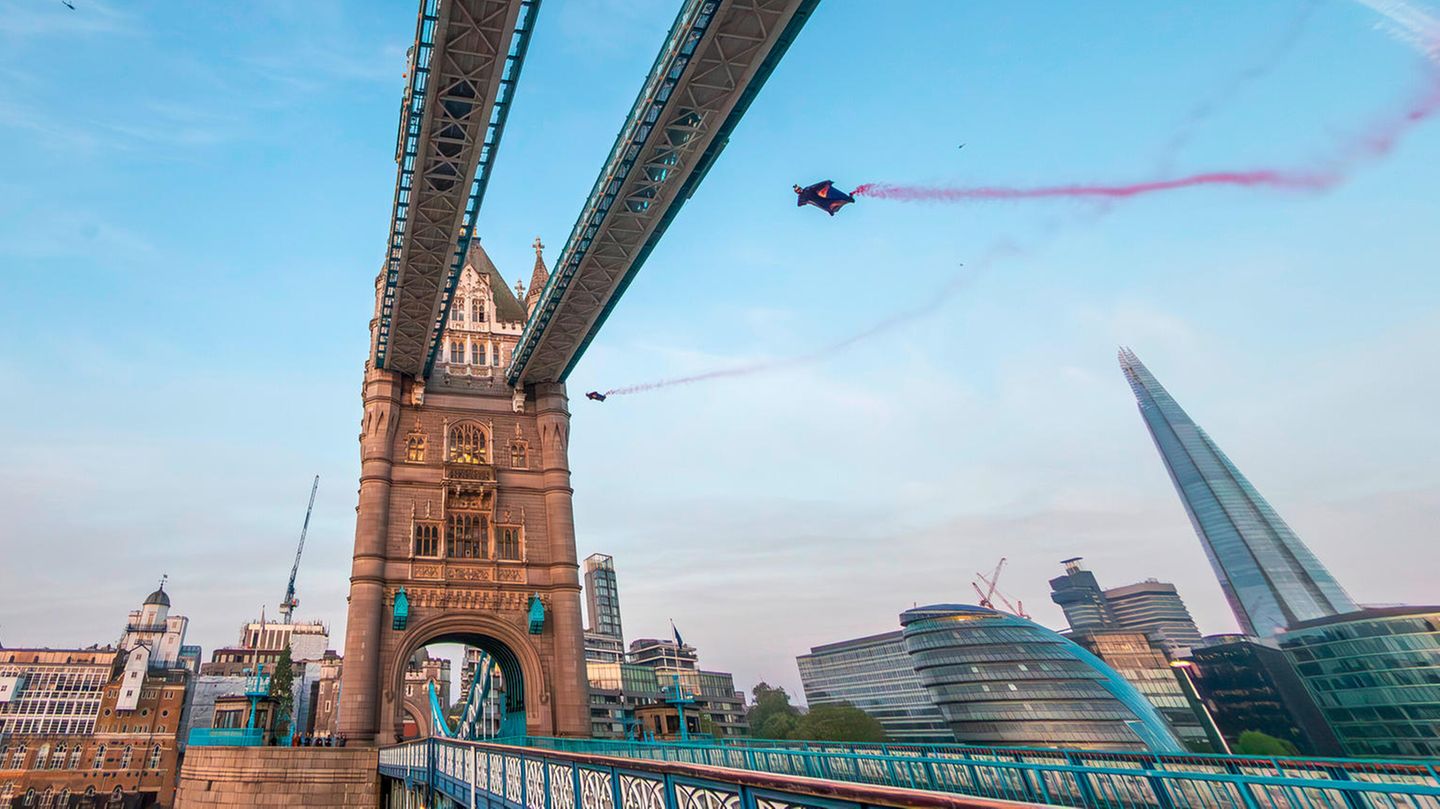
[1118,348,1357,636]
[901,605,1183,752]
[1103,580,1204,656]
[1048,560,1203,657]
[796,631,953,743]
[583,554,623,640]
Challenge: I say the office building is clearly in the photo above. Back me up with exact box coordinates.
[901,604,1183,752]
[1049,558,1116,632]
[1278,606,1440,758]
[1184,635,1342,756]
[1069,629,1220,752]
[0,583,192,807]
[1118,348,1357,636]
[797,631,954,743]
[583,554,623,640]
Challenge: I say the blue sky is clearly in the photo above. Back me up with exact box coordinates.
[2,0,1438,700]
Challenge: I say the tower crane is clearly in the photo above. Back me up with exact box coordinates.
[972,557,1031,619]
[278,475,319,624]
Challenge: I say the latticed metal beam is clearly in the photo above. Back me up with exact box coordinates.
[374,0,540,378]
[507,0,820,387]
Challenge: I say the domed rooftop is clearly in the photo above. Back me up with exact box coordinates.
[143,587,170,607]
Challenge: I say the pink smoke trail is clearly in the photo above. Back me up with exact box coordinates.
[853,169,1338,202]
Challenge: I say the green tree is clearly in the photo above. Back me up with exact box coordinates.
[747,682,799,738]
[269,646,295,737]
[1235,730,1300,756]
[791,703,887,743]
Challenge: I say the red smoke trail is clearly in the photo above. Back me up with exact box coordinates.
[853,169,1337,202]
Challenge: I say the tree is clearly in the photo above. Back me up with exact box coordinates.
[270,646,295,737]
[746,682,799,738]
[791,703,887,743]
[1235,730,1300,756]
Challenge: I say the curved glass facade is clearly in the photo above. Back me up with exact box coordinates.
[1278,607,1440,758]
[1118,348,1356,636]
[901,605,1183,752]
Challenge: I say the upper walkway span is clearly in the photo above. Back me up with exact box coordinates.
[379,736,1440,809]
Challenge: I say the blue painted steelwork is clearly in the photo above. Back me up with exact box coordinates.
[374,0,542,375]
[428,680,453,739]
[526,593,544,635]
[489,736,1440,808]
[506,0,822,385]
[380,737,1043,808]
[186,728,265,748]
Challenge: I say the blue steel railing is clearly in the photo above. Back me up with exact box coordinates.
[187,728,265,747]
[380,737,1038,809]
[492,736,1440,808]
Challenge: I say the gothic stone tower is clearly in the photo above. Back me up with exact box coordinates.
[338,241,589,743]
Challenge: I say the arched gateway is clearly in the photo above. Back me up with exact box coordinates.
[338,244,589,743]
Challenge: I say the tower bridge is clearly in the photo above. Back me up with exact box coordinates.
[169,0,1440,806]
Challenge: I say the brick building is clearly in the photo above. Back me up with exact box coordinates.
[0,585,192,807]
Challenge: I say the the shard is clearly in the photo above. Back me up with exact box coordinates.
[1118,348,1356,636]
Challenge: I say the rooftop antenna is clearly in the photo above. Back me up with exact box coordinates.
[279,476,320,623]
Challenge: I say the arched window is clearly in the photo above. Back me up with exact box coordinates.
[473,298,485,322]
[412,522,440,558]
[146,745,161,770]
[119,745,132,770]
[510,441,527,469]
[38,787,52,809]
[491,344,500,366]
[107,787,124,809]
[470,342,481,365]
[57,790,69,807]
[453,298,465,322]
[68,744,82,769]
[495,526,522,561]
[35,744,49,770]
[10,744,26,769]
[449,340,463,364]
[50,742,66,769]
[447,512,486,559]
[447,423,487,464]
[92,744,106,769]
[406,433,426,463]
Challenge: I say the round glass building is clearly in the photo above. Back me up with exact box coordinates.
[901,604,1183,752]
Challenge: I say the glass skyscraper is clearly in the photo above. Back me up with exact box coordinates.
[1118,348,1356,636]
[797,631,954,743]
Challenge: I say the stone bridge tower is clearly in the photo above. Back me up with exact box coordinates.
[338,241,589,744]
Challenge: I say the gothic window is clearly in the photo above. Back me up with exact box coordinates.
[510,441,527,469]
[67,745,81,769]
[49,743,64,769]
[491,344,500,366]
[470,342,481,365]
[108,787,123,809]
[146,745,161,770]
[406,433,426,463]
[447,512,487,559]
[38,788,51,809]
[473,298,485,322]
[119,746,132,770]
[449,340,463,364]
[453,299,465,322]
[495,526,522,561]
[447,423,487,464]
[413,523,440,558]
[92,745,105,770]
[4,745,21,770]
[35,744,49,770]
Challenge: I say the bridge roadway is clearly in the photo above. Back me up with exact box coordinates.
[379,736,1440,809]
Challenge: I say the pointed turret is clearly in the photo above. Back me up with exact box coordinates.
[514,277,526,306]
[526,237,548,316]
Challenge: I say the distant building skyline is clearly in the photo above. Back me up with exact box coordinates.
[1118,347,1358,636]
[1048,558,1204,656]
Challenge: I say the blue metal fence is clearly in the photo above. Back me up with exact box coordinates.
[380,737,1036,808]
[461,736,1440,809]
[187,728,266,747]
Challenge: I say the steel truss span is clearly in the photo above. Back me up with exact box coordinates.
[380,737,1440,809]
[507,0,821,387]
[375,0,539,379]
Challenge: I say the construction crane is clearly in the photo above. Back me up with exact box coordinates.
[972,557,1031,619]
[278,476,319,624]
